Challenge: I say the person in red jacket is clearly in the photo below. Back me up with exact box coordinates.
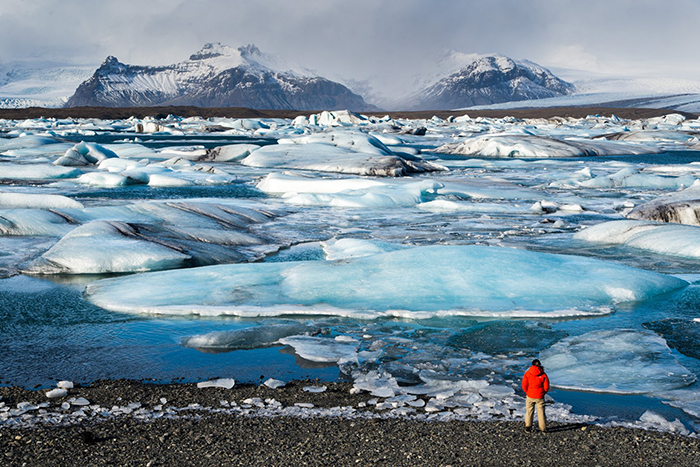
[522,359,550,433]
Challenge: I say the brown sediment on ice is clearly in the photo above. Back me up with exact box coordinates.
[1,379,699,466]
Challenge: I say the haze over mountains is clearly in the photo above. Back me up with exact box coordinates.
[1,43,699,112]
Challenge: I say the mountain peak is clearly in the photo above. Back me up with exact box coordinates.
[238,44,261,57]
[402,52,574,110]
[189,42,237,61]
[66,43,374,111]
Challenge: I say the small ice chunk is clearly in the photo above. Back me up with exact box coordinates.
[264,378,286,389]
[46,388,67,399]
[294,402,314,408]
[303,385,327,393]
[70,397,90,406]
[56,380,74,389]
[639,410,689,435]
[197,378,235,389]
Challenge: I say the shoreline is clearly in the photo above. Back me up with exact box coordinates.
[2,379,699,466]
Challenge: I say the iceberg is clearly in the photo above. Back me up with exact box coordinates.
[278,336,359,364]
[574,220,700,259]
[436,134,655,158]
[53,142,118,166]
[0,192,83,209]
[22,220,191,274]
[182,323,320,351]
[540,329,695,394]
[242,143,440,176]
[579,168,696,189]
[19,200,279,274]
[0,164,82,180]
[85,245,686,318]
[627,180,700,226]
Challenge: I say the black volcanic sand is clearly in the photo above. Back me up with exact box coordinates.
[1,380,699,466]
[0,105,696,121]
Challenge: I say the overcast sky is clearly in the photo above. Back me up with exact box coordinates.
[1,0,698,96]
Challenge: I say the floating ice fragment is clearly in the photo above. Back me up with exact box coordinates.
[197,378,235,389]
[540,329,695,394]
[182,323,319,351]
[436,134,654,158]
[303,386,327,393]
[0,164,82,180]
[23,220,191,274]
[322,238,406,261]
[279,336,359,364]
[575,220,700,259]
[206,144,260,162]
[628,180,700,226]
[0,193,83,209]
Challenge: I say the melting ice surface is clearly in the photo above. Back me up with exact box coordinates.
[85,245,686,318]
[3,111,700,434]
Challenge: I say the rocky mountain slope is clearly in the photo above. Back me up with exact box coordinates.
[402,53,574,110]
[66,44,375,111]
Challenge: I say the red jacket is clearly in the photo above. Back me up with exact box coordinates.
[522,365,549,399]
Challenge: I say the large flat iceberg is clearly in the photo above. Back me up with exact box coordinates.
[574,220,700,259]
[85,245,686,318]
[540,329,695,394]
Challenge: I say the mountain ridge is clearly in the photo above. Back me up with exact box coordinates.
[399,53,575,110]
[65,43,375,111]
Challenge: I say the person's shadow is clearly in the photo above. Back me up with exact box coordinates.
[547,423,590,433]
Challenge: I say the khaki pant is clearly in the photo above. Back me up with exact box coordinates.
[525,397,546,431]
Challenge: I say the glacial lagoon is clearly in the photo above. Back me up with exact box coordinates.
[2,110,700,434]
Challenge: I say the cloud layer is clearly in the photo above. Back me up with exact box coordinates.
[1,0,698,99]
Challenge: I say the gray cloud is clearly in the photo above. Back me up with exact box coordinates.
[1,0,698,97]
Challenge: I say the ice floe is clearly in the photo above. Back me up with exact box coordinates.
[85,245,686,318]
[19,200,281,274]
[242,141,441,176]
[627,180,700,226]
[574,220,700,259]
[182,323,320,351]
[540,329,696,394]
[436,134,655,158]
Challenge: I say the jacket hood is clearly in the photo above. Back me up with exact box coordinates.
[526,365,544,376]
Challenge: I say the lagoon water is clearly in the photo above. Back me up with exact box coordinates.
[2,112,700,433]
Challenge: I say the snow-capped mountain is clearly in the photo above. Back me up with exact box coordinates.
[0,60,93,108]
[66,43,375,111]
[400,53,574,110]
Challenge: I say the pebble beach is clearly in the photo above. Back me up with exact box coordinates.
[2,379,700,466]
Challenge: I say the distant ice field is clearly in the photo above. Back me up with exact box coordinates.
[2,110,700,434]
